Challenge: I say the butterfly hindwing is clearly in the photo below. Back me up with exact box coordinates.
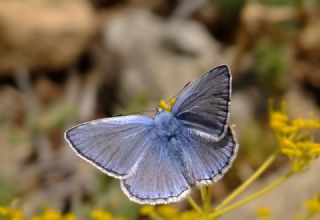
[180,127,238,185]
[65,116,154,179]
[120,128,190,204]
[171,65,231,141]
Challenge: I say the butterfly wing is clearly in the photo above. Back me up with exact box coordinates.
[171,65,231,141]
[181,127,238,185]
[65,115,154,179]
[120,128,190,205]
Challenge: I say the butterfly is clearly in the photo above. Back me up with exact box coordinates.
[65,65,238,205]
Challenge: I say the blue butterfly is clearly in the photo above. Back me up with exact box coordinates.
[65,65,238,205]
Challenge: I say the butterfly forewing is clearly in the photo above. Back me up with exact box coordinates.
[65,116,154,179]
[171,65,231,141]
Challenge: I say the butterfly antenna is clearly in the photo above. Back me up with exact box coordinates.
[112,109,156,117]
[128,109,156,115]
[171,81,191,99]
[113,113,123,117]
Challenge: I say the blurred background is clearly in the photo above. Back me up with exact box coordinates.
[0,0,320,219]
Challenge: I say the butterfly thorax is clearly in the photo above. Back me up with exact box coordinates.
[154,111,180,141]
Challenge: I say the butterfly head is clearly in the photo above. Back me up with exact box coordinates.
[158,97,176,112]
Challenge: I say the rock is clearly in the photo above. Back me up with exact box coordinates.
[241,3,297,33]
[104,9,223,107]
[299,21,320,54]
[0,0,96,74]
[286,84,320,119]
[0,86,25,123]
[230,91,256,135]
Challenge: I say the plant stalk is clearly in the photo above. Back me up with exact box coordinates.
[215,152,278,210]
[187,196,202,214]
[210,171,293,218]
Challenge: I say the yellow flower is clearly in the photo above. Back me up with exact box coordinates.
[64,213,76,220]
[157,205,179,219]
[281,140,320,171]
[310,148,320,155]
[31,208,76,220]
[0,206,9,216]
[271,111,289,123]
[281,125,298,135]
[91,209,113,220]
[32,209,61,220]
[270,111,320,136]
[305,194,320,215]
[281,138,296,149]
[270,108,320,172]
[140,206,155,215]
[0,206,23,220]
[140,205,198,220]
[270,111,289,133]
[255,206,271,220]
[299,141,320,157]
[292,118,320,129]
[180,210,201,220]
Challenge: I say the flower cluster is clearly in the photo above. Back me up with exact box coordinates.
[270,112,320,134]
[270,110,320,171]
[304,193,320,219]
[91,209,125,220]
[31,209,75,220]
[0,205,23,220]
[0,205,200,220]
[255,206,271,220]
[140,205,200,220]
[0,206,125,220]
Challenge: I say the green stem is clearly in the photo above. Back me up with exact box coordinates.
[200,186,212,219]
[187,196,202,214]
[201,186,207,205]
[209,171,293,219]
[205,187,212,212]
[215,152,278,210]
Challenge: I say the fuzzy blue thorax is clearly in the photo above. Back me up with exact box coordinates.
[154,111,180,140]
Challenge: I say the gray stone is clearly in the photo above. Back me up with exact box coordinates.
[104,9,223,106]
[0,0,96,74]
